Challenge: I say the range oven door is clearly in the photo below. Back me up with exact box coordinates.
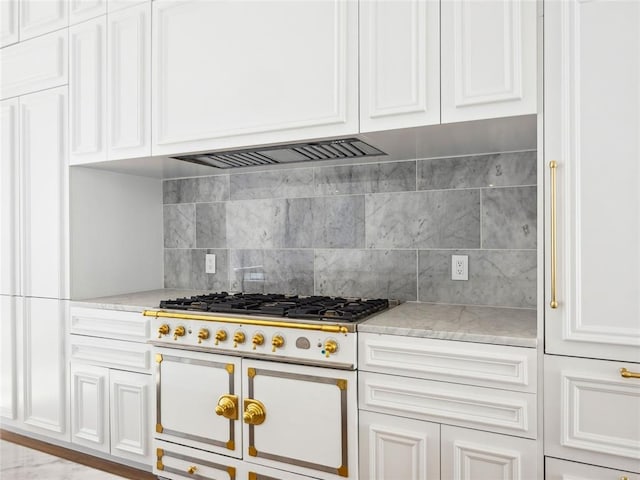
[242,359,357,480]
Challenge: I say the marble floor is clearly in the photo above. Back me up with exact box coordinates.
[0,440,126,479]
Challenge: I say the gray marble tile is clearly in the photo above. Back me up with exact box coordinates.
[191,249,229,291]
[226,198,313,249]
[230,169,314,200]
[312,196,365,248]
[418,250,537,308]
[314,161,416,195]
[163,178,195,204]
[193,175,229,202]
[229,249,314,295]
[482,186,537,249]
[196,202,227,248]
[164,249,191,288]
[315,249,417,300]
[163,204,196,248]
[417,151,537,190]
[366,190,480,249]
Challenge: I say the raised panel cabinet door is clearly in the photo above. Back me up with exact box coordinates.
[544,0,640,363]
[441,425,537,480]
[0,0,19,47]
[152,0,358,156]
[70,363,110,453]
[20,87,68,299]
[359,0,440,132]
[0,99,20,296]
[69,16,107,165]
[0,295,18,420]
[19,0,68,41]
[21,297,68,441]
[441,0,537,123]
[359,410,440,480]
[70,0,107,25]
[546,457,640,480]
[107,1,151,161]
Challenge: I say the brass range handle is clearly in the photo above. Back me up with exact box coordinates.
[173,325,185,340]
[157,324,170,338]
[215,394,238,420]
[197,328,209,344]
[549,160,559,309]
[271,335,284,352]
[620,368,640,379]
[243,399,266,425]
[324,339,338,358]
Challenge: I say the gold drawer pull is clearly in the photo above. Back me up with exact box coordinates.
[620,368,640,379]
[549,160,559,309]
[187,465,197,474]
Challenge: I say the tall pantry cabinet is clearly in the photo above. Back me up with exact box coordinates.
[543,0,640,477]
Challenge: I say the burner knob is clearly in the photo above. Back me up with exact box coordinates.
[157,324,170,338]
[233,331,245,348]
[173,326,186,340]
[252,333,264,350]
[324,340,338,358]
[215,330,227,345]
[197,328,210,344]
[271,335,285,352]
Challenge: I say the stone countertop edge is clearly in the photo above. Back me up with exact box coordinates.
[357,302,538,348]
[70,289,211,313]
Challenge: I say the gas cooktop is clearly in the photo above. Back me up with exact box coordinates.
[158,292,389,323]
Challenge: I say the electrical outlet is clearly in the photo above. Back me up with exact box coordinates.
[451,255,468,281]
[205,254,216,274]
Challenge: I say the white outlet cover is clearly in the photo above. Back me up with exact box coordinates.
[205,254,216,274]
[451,254,468,281]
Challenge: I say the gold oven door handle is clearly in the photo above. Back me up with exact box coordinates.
[620,368,640,379]
[215,394,238,420]
[549,160,559,309]
[243,398,266,425]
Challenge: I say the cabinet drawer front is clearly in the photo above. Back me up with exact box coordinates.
[359,333,536,393]
[155,439,239,480]
[70,307,149,342]
[359,371,536,439]
[70,335,152,373]
[546,457,640,480]
[545,355,640,473]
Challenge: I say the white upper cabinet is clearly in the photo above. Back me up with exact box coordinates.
[441,0,537,123]
[0,0,19,48]
[69,0,107,26]
[544,0,640,363]
[359,0,440,132]
[152,0,358,156]
[0,99,19,296]
[19,0,68,41]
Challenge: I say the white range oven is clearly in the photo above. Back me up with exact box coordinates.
[146,293,389,480]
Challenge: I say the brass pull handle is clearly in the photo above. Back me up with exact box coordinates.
[620,368,640,379]
[243,399,266,425]
[187,465,197,474]
[549,161,558,309]
[215,394,238,420]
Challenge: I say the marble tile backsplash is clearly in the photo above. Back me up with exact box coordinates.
[163,150,537,307]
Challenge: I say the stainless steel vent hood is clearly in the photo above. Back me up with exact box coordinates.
[171,138,386,169]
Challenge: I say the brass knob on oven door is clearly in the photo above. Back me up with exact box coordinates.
[197,328,210,344]
[157,324,170,338]
[243,399,266,425]
[173,325,186,340]
[324,340,338,358]
[271,335,284,352]
[187,465,197,474]
[215,394,238,420]
[215,329,227,345]
[252,333,264,350]
[233,331,245,347]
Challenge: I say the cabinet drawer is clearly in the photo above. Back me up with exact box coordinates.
[546,457,639,480]
[359,333,536,393]
[544,355,640,473]
[359,371,536,439]
[70,335,152,373]
[70,306,149,342]
[155,439,239,480]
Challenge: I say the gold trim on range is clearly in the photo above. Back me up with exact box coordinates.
[549,160,559,309]
[156,448,164,471]
[620,368,640,379]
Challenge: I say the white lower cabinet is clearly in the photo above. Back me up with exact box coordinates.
[546,457,640,480]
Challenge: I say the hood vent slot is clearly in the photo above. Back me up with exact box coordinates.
[171,138,386,169]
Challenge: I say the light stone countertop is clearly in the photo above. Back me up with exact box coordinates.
[358,302,537,348]
[71,289,210,312]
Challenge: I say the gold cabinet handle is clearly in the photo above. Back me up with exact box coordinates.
[215,394,238,420]
[243,399,266,425]
[620,368,640,379]
[549,160,559,309]
[187,465,197,474]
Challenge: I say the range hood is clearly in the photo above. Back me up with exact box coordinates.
[171,138,387,170]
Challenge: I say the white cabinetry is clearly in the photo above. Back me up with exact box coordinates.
[19,0,68,41]
[0,98,19,296]
[152,0,358,156]
[69,0,107,26]
[0,0,19,48]
[0,296,18,420]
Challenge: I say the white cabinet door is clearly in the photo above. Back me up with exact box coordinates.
[69,0,107,25]
[546,457,640,480]
[359,0,440,132]
[19,0,68,41]
[0,0,19,47]
[0,99,19,296]
[69,16,107,165]
[20,87,68,299]
[152,0,358,156]
[441,425,537,480]
[359,410,440,480]
[544,355,640,473]
[107,2,151,160]
[70,363,110,453]
[544,0,640,363]
[110,369,153,465]
[0,295,18,420]
[441,0,537,123]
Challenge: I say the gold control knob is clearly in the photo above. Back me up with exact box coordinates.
[233,331,245,348]
[324,339,338,358]
[215,394,238,420]
[187,465,197,474]
[157,324,170,338]
[173,325,186,340]
[252,333,264,350]
[271,335,284,352]
[197,328,210,344]
[214,329,227,345]
[243,399,266,425]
